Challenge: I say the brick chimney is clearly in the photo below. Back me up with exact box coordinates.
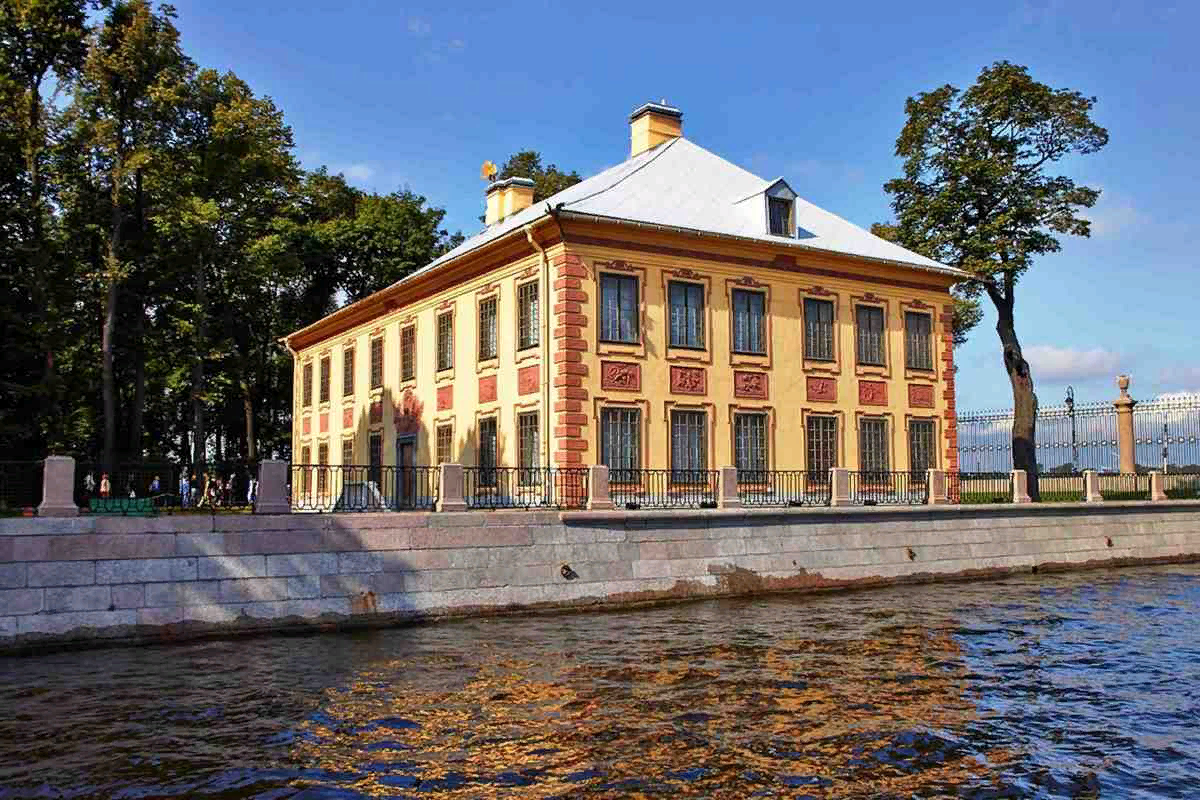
[485,177,535,225]
[630,101,682,157]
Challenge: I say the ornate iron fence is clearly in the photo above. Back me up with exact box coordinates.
[610,469,719,510]
[0,461,42,516]
[846,471,928,505]
[947,472,1013,504]
[462,467,587,510]
[75,462,257,515]
[289,464,439,512]
[957,392,1200,473]
[1164,473,1200,500]
[737,470,831,507]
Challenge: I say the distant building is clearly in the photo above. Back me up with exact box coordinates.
[284,102,963,490]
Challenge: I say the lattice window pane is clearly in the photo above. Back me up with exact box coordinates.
[436,424,453,465]
[856,305,885,366]
[734,413,768,476]
[671,410,707,479]
[804,298,834,361]
[343,347,355,397]
[341,438,353,466]
[806,416,838,475]
[437,313,453,371]
[669,282,705,349]
[302,363,313,407]
[600,275,638,343]
[300,446,311,494]
[370,338,384,389]
[601,408,640,482]
[859,418,890,474]
[368,432,382,486]
[518,412,540,484]
[478,298,497,361]
[401,327,415,381]
[478,418,498,486]
[518,282,539,350]
[319,357,331,403]
[769,197,792,235]
[733,289,766,354]
[905,312,933,370]
[317,443,329,495]
[909,419,935,475]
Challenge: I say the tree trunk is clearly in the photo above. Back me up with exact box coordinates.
[129,305,146,458]
[995,298,1039,500]
[191,258,207,469]
[101,195,123,472]
[243,380,257,462]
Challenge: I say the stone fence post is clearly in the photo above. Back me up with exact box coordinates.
[926,469,948,505]
[587,464,613,510]
[37,456,78,517]
[254,459,291,514]
[830,468,851,507]
[1151,471,1167,502]
[1114,374,1137,474]
[437,463,467,512]
[718,466,741,509]
[1084,469,1102,503]
[1011,470,1032,504]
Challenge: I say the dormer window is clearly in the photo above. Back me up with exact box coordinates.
[768,197,793,236]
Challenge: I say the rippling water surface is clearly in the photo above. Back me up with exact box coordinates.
[3,564,1200,798]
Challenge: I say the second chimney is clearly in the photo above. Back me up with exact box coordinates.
[630,101,682,157]
[485,177,535,225]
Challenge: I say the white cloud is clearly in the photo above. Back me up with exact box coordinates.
[448,38,465,50]
[335,163,374,184]
[1157,367,1200,391]
[407,17,431,36]
[1025,345,1122,382]
[1085,191,1149,237]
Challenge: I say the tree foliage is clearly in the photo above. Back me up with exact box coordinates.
[876,61,1108,495]
[0,0,462,466]
[497,150,580,203]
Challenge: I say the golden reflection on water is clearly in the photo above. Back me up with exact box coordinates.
[289,619,1014,797]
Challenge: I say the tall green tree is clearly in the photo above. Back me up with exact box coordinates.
[876,62,1108,497]
[0,0,89,455]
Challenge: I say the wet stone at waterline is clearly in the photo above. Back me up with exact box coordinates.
[2,564,1199,797]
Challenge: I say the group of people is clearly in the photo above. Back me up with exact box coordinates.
[177,471,257,508]
[81,469,258,508]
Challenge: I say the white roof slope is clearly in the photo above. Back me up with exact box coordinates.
[408,137,962,285]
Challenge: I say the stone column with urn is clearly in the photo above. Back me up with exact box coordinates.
[1114,375,1137,475]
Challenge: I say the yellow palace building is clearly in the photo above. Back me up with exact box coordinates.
[284,102,964,493]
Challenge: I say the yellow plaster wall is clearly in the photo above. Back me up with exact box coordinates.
[291,246,560,473]
[569,235,954,474]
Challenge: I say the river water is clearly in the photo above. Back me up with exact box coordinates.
[2,564,1199,799]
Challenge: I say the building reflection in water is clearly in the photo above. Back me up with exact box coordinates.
[287,602,1017,797]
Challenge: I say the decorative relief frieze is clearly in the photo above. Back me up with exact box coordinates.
[859,380,888,406]
[601,361,641,392]
[670,366,706,395]
[733,371,768,399]
[806,376,837,403]
[908,383,935,408]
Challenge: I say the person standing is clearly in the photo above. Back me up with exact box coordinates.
[99,473,110,498]
[150,475,161,495]
[179,472,190,507]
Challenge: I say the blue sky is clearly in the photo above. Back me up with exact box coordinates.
[170,0,1198,411]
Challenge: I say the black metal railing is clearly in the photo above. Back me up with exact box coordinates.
[847,471,928,505]
[1037,472,1086,503]
[737,469,831,507]
[610,469,719,510]
[948,471,1014,504]
[0,461,42,516]
[289,464,439,512]
[75,462,257,515]
[1098,472,1150,501]
[1163,471,1200,500]
[463,466,587,510]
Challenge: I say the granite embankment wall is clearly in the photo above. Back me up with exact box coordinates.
[2,502,1200,652]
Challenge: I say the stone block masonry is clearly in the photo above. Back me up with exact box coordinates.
[2,502,1200,652]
